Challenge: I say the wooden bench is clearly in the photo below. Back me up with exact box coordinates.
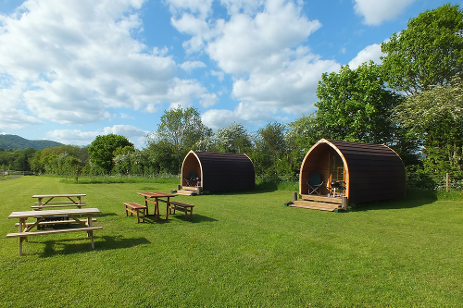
[169,201,194,221]
[32,201,87,210]
[7,226,103,238]
[124,202,147,223]
[7,226,103,256]
[15,218,97,228]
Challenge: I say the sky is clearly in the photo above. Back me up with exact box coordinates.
[0,0,459,149]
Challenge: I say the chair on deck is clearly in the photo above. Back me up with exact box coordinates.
[306,173,324,195]
[185,172,196,186]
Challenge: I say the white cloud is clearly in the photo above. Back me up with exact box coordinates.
[348,43,383,69]
[353,0,416,25]
[206,0,321,74]
[173,0,342,127]
[199,93,218,107]
[46,125,149,147]
[201,109,240,130]
[0,0,215,128]
[180,60,207,72]
[220,0,265,15]
[210,70,225,81]
[232,54,340,114]
[164,77,216,108]
[165,0,213,19]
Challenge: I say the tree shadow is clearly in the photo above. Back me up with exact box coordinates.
[142,214,217,224]
[349,189,438,212]
[37,235,151,257]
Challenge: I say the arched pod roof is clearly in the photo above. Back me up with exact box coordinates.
[181,151,255,193]
[299,139,406,204]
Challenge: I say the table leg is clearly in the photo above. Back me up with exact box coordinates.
[88,214,95,249]
[143,197,150,215]
[165,197,170,219]
[18,218,24,256]
[154,197,160,219]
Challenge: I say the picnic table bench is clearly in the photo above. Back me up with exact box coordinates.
[124,202,147,223]
[32,194,86,210]
[6,208,102,256]
[169,201,194,221]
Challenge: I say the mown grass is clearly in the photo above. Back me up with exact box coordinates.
[0,176,462,307]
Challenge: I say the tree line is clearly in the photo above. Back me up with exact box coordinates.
[2,4,462,189]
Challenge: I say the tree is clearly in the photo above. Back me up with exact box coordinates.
[381,4,463,96]
[88,134,134,174]
[148,106,212,173]
[392,76,463,176]
[285,114,321,175]
[249,122,288,179]
[315,62,402,144]
[157,106,212,151]
[215,122,252,153]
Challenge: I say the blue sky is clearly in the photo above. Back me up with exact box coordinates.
[0,0,458,149]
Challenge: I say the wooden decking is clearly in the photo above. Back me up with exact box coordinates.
[174,186,201,196]
[289,194,347,212]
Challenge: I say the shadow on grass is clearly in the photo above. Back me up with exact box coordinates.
[142,214,218,224]
[200,182,281,197]
[350,189,438,212]
[38,235,151,257]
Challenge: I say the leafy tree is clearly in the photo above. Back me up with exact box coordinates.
[249,122,288,179]
[215,122,252,153]
[157,106,212,150]
[381,4,463,95]
[392,76,463,176]
[13,147,35,171]
[285,114,321,175]
[315,62,402,144]
[88,134,134,174]
[148,106,212,173]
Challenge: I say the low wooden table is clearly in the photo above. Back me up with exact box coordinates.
[137,192,176,221]
[6,208,102,256]
[32,194,86,210]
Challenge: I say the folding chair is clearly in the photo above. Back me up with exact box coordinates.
[185,172,196,186]
[306,173,324,195]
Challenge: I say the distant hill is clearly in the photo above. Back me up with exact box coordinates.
[0,134,63,150]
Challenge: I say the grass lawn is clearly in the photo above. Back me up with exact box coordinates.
[1,176,462,307]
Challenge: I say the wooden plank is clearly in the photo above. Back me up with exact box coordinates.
[6,226,103,237]
[181,186,199,191]
[175,190,195,196]
[289,203,336,212]
[8,208,101,219]
[32,204,87,209]
[170,201,194,208]
[32,194,86,198]
[124,202,146,209]
[290,200,342,211]
[15,218,96,227]
[300,194,343,204]
[34,201,87,205]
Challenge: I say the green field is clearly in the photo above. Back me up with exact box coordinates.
[1,176,462,307]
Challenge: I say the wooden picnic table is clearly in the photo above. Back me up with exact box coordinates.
[32,193,86,210]
[137,192,176,220]
[6,208,102,256]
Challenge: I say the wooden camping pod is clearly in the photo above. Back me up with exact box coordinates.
[299,139,406,204]
[180,151,255,193]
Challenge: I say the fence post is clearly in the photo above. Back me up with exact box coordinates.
[446,173,449,192]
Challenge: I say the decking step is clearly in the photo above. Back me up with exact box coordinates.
[300,194,343,204]
[289,200,342,212]
[182,186,200,191]
[175,190,197,196]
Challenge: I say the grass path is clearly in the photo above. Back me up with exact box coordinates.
[0,176,462,307]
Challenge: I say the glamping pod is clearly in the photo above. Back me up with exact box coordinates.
[292,139,406,211]
[177,151,255,195]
